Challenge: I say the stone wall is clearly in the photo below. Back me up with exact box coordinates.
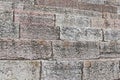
[0,0,120,80]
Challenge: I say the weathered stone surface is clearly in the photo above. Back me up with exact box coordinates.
[20,23,59,40]
[0,60,40,80]
[14,10,55,26]
[91,17,104,28]
[83,60,119,80]
[41,61,83,80]
[0,23,19,38]
[0,0,34,4]
[0,10,13,23]
[35,0,78,8]
[105,0,120,6]
[0,39,52,59]
[53,41,99,60]
[0,2,13,23]
[78,2,117,13]
[60,27,102,41]
[56,14,91,27]
[79,0,106,4]
[100,41,120,58]
[0,1,13,10]
[91,17,115,28]
[104,29,120,41]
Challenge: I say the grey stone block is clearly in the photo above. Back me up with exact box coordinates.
[100,41,120,58]
[56,14,91,27]
[79,0,106,4]
[53,41,99,60]
[83,60,119,80]
[104,29,120,41]
[0,39,52,59]
[20,23,59,40]
[41,61,83,80]
[0,60,40,80]
[60,27,102,41]
[0,23,19,38]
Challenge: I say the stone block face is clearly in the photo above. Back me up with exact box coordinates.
[60,27,102,41]
[80,0,106,4]
[104,29,120,41]
[0,2,13,24]
[15,10,60,40]
[0,0,34,4]
[14,10,55,26]
[35,0,78,8]
[100,41,120,58]
[78,2,117,13]
[0,23,19,38]
[105,0,120,6]
[0,10,13,23]
[91,17,105,28]
[0,39,52,59]
[83,60,119,80]
[53,41,99,60]
[20,23,59,40]
[0,60,40,80]
[41,61,83,80]
[0,1,13,10]
[56,14,91,27]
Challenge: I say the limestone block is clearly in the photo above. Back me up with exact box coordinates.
[0,60,40,80]
[83,60,119,80]
[104,29,120,41]
[0,23,19,38]
[41,61,83,80]
[20,23,59,40]
[14,10,55,26]
[100,41,120,58]
[0,39,52,59]
[53,41,99,60]
[60,27,102,41]
[56,14,91,27]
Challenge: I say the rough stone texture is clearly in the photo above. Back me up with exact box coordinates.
[14,10,55,26]
[35,0,78,8]
[0,39,52,59]
[80,0,106,4]
[0,1,13,10]
[0,23,19,38]
[60,26,102,41]
[0,0,120,80]
[0,60,40,80]
[53,41,99,60]
[83,60,119,80]
[20,23,59,40]
[104,29,120,41]
[41,61,83,80]
[100,41,120,58]
[15,10,59,40]
[56,14,91,27]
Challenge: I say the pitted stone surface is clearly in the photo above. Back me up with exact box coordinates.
[0,23,19,38]
[41,61,83,80]
[83,60,119,80]
[60,27,102,41]
[56,14,91,27]
[0,39,52,59]
[53,41,99,60]
[0,60,40,80]
[100,41,120,58]
[104,29,120,41]
[0,0,120,80]
[20,23,59,40]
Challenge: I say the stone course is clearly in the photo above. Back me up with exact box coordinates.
[0,0,120,80]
